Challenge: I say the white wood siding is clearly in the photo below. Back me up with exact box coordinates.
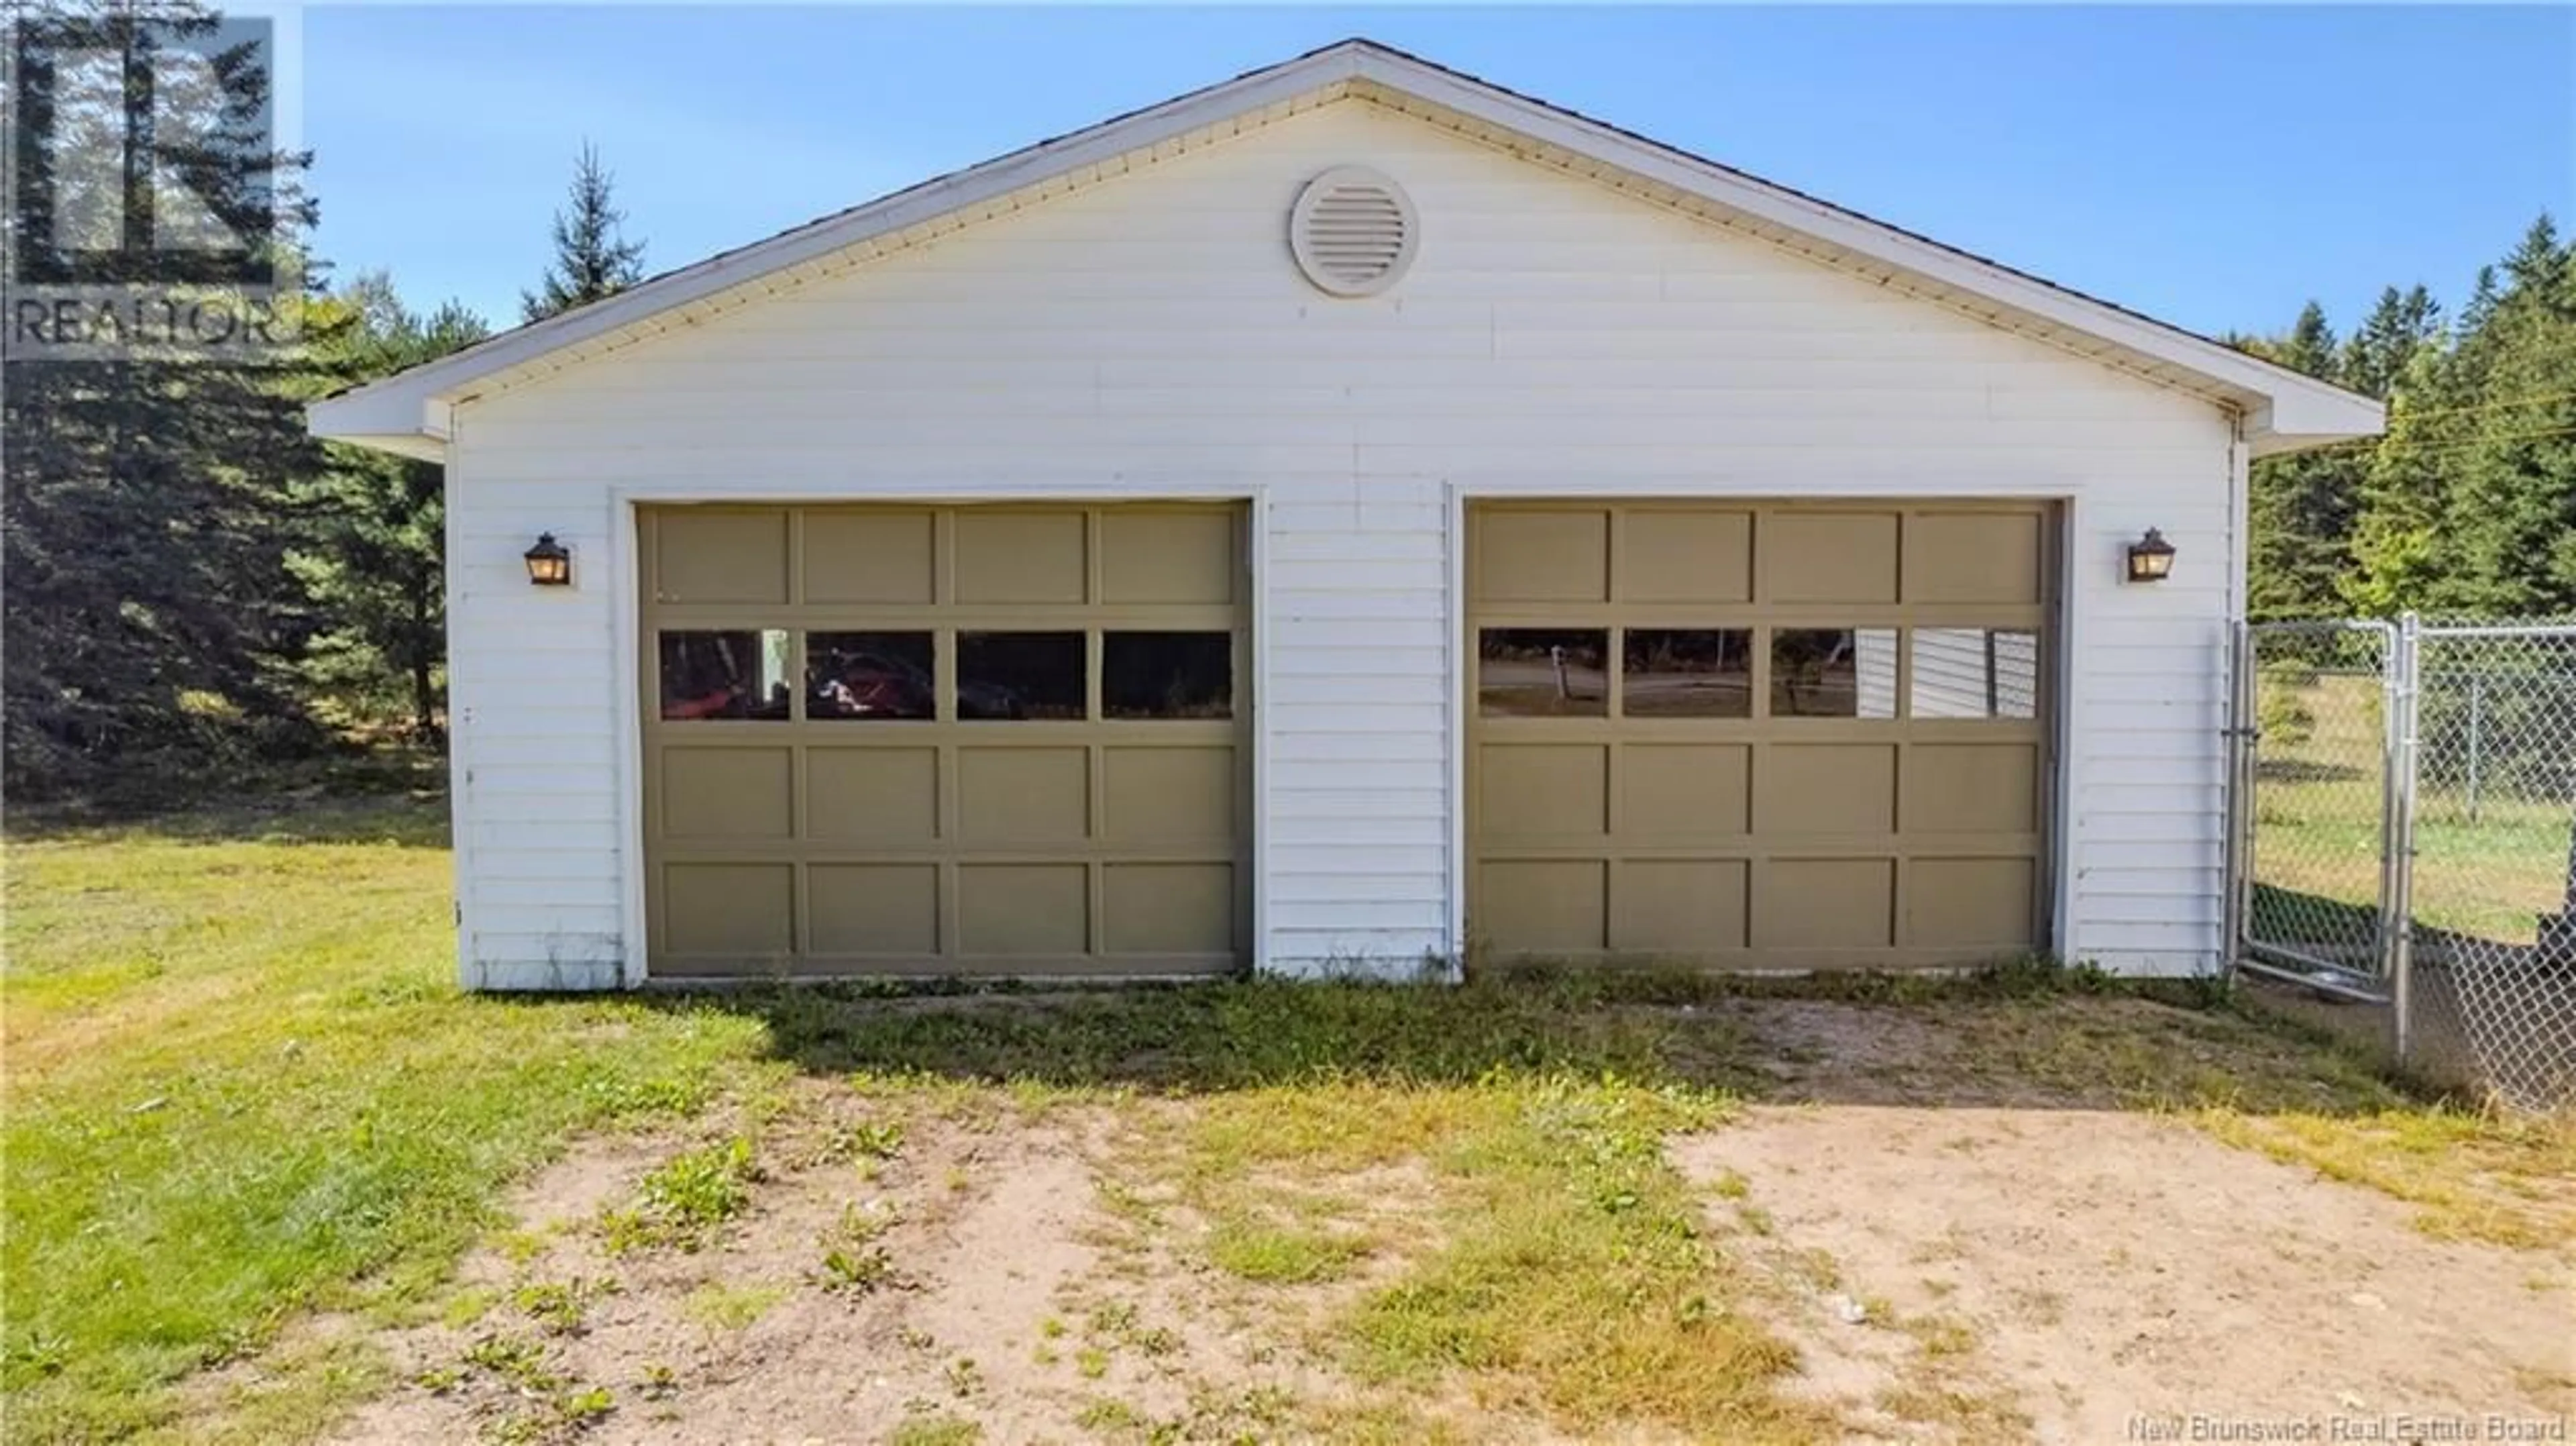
[443,99,2236,986]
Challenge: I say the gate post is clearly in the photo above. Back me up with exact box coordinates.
[2389,613,2424,1061]
[2221,619,2255,985]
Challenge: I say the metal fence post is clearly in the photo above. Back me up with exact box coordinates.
[2221,619,2252,984]
[2390,613,2423,1062]
[2466,673,2485,824]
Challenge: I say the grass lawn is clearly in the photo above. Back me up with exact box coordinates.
[2254,667,2576,946]
[6,796,2569,1444]
[3,798,777,1443]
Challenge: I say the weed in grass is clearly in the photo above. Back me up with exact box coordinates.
[818,1245,896,1295]
[1899,1314,1978,1358]
[461,1333,561,1395]
[680,1281,786,1334]
[440,1285,502,1331]
[559,1385,615,1426]
[889,1409,983,1446]
[511,1276,617,1337]
[1075,1396,1144,1431]
[1206,1220,1370,1284]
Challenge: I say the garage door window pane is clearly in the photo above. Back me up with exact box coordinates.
[1911,629,2039,719]
[1105,632,1232,719]
[659,629,792,720]
[959,631,1085,720]
[1480,629,1608,717]
[808,631,935,721]
[1623,629,1752,717]
[1770,628,1898,718]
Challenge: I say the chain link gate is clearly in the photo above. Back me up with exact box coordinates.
[2229,615,2576,1111]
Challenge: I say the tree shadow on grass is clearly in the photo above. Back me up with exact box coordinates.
[6,788,448,848]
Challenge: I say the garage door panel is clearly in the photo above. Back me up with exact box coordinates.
[1909,743,2039,834]
[1909,858,2036,947]
[1615,860,1748,951]
[1907,513,2042,605]
[663,747,794,839]
[958,747,1089,843]
[807,747,939,843]
[1469,499,2051,971]
[1104,746,1234,843]
[1475,509,1607,603]
[1621,509,1752,603]
[810,864,940,955]
[1756,744,1896,835]
[645,503,1245,977]
[1620,744,1750,837]
[1764,512,1899,604]
[663,863,794,959]
[1480,860,1607,953]
[955,511,1086,605]
[1103,512,1234,605]
[957,864,1089,955]
[654,511,790,605]
[1760,859,1895,948]
[1104,863,1234,954]
[1481,744,1608,839]
[804,510,935,605]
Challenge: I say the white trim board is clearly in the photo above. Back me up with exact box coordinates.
[312,40,2381,462]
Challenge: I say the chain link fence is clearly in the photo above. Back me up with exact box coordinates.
[2232,616,2576,1111]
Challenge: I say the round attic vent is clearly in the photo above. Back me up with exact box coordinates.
[1289,166,1418,297]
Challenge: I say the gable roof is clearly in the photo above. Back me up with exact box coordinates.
[313,37,2382,460]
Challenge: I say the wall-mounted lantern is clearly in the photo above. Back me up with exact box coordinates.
[2125,527,2176,584]
[524,533,574,587]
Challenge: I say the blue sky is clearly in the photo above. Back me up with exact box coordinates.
[303,5,2575,340]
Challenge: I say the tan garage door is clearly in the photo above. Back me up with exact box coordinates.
[1467,500,2055,970]
[642,503,1248,977]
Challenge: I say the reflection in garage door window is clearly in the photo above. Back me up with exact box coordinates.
[1105,632,1232,719]
[1479,629,1607,717]
[807,631,935,721]
[959,631,1085,719]
[1911,629,2039,719]
[1771,628,1898,718]
[1622,629,1752,717]
[659,629,793,720]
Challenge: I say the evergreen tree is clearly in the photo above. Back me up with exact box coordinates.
[2,1,331,799]
[2244,304,2368,619]
[288,275,488,739]
[520,142,645,322]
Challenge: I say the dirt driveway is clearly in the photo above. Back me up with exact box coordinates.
[227,987,2569,1446]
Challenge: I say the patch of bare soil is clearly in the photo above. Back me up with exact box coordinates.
[1672,1106,2576,1445]
[321,1084,1392,1445]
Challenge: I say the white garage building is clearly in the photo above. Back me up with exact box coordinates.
[312,40,2383,990]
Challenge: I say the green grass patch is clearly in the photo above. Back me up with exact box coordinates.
[1,800,775,1443]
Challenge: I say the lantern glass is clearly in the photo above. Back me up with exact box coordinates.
[2126,529,2176,584]
[525,533,573,586]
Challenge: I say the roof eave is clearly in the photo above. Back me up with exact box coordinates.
[310,37,2388,460]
